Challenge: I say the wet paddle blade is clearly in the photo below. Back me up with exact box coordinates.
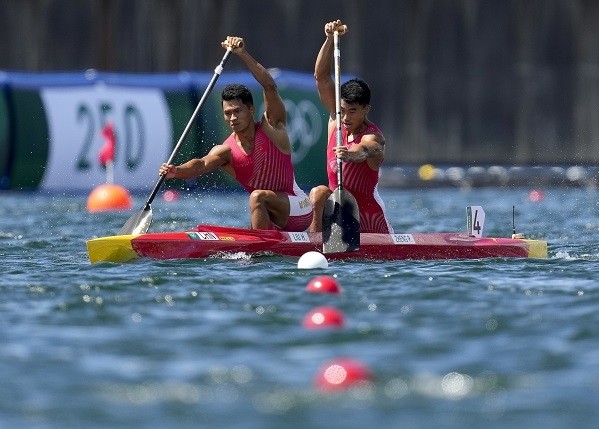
[322,188,360,253]
[118,207,153,235]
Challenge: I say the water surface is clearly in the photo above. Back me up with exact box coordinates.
[1,187,598,428]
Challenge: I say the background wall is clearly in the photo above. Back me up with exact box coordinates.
[1,0,599,165]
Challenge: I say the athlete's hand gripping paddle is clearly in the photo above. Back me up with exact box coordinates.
[118,48,233,236]
[322,29,360,253]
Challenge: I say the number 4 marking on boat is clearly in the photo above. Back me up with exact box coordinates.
[467,206,485,238]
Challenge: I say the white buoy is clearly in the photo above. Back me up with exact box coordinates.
[297,251,329,269]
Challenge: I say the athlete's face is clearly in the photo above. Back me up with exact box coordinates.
[222,99,255,133]
[340,100,371,134]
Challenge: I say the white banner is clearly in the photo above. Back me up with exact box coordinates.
[40,84,172,191]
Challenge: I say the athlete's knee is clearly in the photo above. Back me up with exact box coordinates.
[249,189,269,206]
[250,189,281,212]
[309,186,331,207]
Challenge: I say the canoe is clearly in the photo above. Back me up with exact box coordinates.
[86,224,547,263]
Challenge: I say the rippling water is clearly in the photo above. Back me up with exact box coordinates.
[1,187,598,428]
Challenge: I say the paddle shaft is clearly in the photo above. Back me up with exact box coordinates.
[333,31,344,191]
[142,48,233,210]
[321,29,360,253]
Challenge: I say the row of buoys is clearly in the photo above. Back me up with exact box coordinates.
[298,254,374,392]
[86,184,547,213]
[85,122,546,215]
[303,276,344,330]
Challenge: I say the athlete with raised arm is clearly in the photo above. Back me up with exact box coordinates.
[309,19,393,234]
[160,36,312,231]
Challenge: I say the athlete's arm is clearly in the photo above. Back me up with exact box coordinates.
[315,20,348,117]
[160,144,232,179]
[223,36,290,153]
[333,133,385,169]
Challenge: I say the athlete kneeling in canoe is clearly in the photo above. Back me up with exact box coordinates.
[160,36,313,232]
[308,20,393,234]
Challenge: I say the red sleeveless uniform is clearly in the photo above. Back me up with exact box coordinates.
[326,122,393,233]
[224,122,312,231]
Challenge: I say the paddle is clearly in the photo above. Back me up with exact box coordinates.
[322,30,360,253]
[118,48,233,236]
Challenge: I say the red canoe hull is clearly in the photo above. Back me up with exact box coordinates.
[124,224,546,261]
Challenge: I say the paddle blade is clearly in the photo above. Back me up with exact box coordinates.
[322,188,360,253]
[118,207,153,235]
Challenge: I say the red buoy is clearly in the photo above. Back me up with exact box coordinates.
[306,276,342,294]
[162,189,181,202]
[528,189,545,202]
[314,358,373,392]
[302,306,345,329]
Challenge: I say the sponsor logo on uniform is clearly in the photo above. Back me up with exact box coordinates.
[298,197,311,209]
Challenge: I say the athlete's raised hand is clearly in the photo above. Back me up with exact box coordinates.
[324,20,348,37]
[222,36,245,54]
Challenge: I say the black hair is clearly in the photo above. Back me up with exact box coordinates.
[221,84,254,107]
[340,78,371,106]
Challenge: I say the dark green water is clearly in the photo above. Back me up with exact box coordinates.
[1,187,598,428]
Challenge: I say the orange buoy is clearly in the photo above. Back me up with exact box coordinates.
[86,183,133,213]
